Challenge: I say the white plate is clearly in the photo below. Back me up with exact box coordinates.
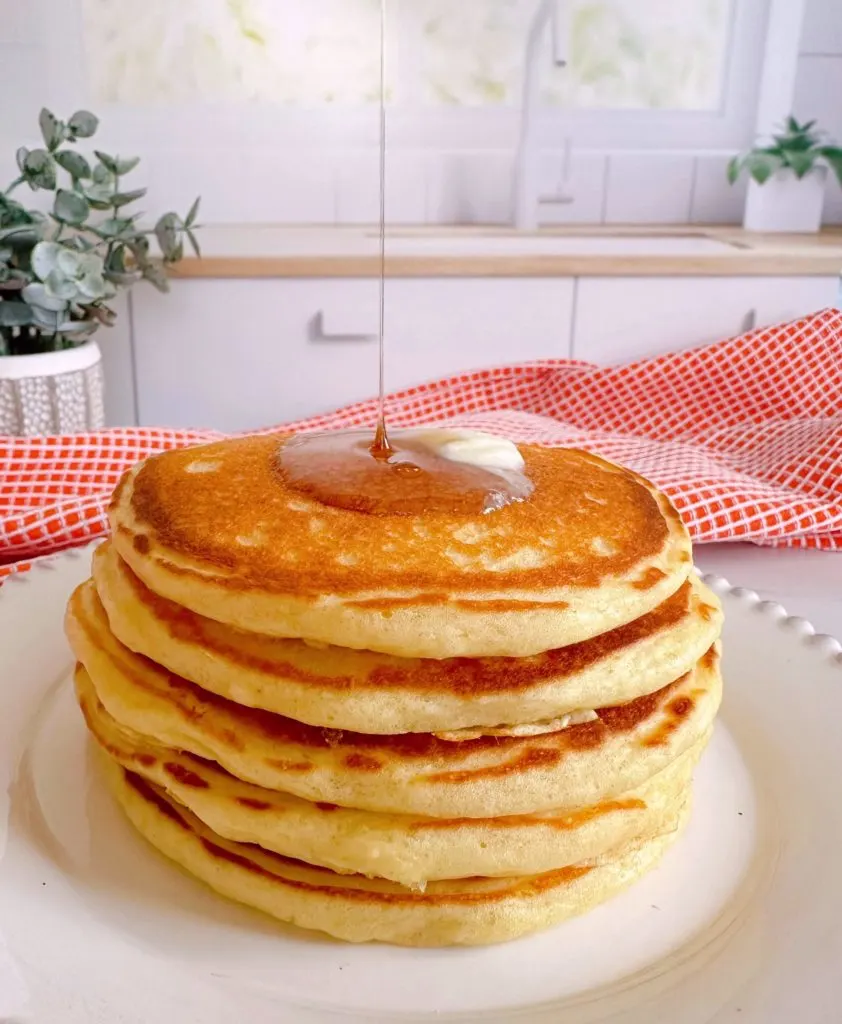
[1,545,841,1024]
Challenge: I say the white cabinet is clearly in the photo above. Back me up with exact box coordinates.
[131,278,574,431]
[98,292,136,426]
[753,276,839,327]
[128,270,837,429]
[573,277,837,363]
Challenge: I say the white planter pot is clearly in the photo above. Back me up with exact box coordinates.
[0,341,105,436]
[743,166,827,233]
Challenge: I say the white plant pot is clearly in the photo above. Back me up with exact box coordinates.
[0,341,105,436]
[743,166,827,233]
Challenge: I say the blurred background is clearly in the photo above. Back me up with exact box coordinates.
[1,0,840,434]
[8,0,837,226]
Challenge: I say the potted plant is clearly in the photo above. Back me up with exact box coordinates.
[728,117,842,233]
[0,108,200,435]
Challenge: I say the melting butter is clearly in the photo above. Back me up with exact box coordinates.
[406,429,526,474]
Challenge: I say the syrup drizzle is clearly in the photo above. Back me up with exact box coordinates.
[371,416,391,460]
[373,0,391,459]
[277,431,529,516]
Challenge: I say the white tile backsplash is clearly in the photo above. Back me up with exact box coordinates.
[0,47,43,138]
[538,151,608,225]
[793,56,842,140]
[0,0,40,44]
[792,0,842,225]
[426,152,515,225]
[800,0,842,55]
[604,154,695,224]
[690,155,747,224]
[335,151,427,224]
[794,1,842,224]
[146,150,336,225]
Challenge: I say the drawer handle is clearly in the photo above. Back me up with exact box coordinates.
[741,308,757,334]
[311,310,377,343]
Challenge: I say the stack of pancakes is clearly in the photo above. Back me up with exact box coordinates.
[65,435,723,946]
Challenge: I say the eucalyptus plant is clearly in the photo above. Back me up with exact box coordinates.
[728,116,842,187]
[0,108,200,356]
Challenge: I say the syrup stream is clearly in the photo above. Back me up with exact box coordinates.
[373,0,390,458]
[275,0,533,515]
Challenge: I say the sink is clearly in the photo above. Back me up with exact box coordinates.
[374,234,734,257]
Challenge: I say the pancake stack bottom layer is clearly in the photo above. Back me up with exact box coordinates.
[65,437,724,947]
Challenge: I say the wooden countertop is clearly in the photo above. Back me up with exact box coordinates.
[172,225,842,279]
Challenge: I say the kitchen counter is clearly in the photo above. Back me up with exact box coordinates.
[172,225,842,278]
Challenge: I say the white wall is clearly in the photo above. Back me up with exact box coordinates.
[794,0,842,223]
[2,0,834,227]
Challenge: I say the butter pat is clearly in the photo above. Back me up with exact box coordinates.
[399,428,533,512]
[407,429,526,473]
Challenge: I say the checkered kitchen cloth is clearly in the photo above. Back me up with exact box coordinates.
[2,308,841,578]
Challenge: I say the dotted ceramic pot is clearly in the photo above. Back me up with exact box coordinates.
[0,342,105,436]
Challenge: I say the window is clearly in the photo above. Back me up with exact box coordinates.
[75,0,770,152]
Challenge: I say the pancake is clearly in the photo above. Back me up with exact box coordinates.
[93,543,722,734]
[103,756,691,946]
[108,436,692,658]
[78,665,704,885]
[66,588,722,817]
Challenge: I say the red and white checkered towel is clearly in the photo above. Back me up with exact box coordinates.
[2,308,841,579]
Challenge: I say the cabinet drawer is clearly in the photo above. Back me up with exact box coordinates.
[573,276,837,364]
[132,278,574,431]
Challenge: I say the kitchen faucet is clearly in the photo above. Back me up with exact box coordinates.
[512,0,571,230]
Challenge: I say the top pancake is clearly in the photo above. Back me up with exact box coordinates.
[109,435,692,658]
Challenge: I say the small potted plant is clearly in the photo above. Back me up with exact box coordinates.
[0,108,200,435]
[728,116,842,233]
